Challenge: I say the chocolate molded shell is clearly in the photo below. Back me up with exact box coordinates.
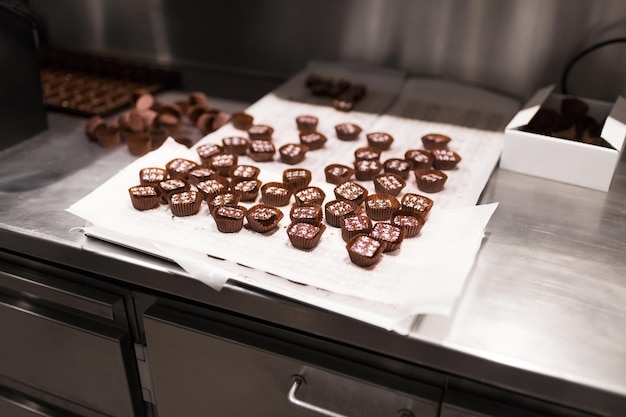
[421,133,451,150]
[299,131,327,150]
[400,193,434,218]
[371,222,405,252]
[168,190,203,217]
[290,203,323,225]
[372,173,406,196]
[364,194,400,221]
[246,204,284,233]
[128,185,160,211]
[214,205,247,233]
[325,164,354,184]
[431,149,462,170]
[296,115,319,133]
[346,234,386,267]
[294,186,326,206]
[139,167,168,186]
[283,168,312,193]
[287,222,326,250]
[335,123,362,141]
[279,143,308,165]
[333,181,368,205]
[261,182,292,206]
[414,169,448,193]
[324,199,360,227]
[366,132,394,150]
[340,214,372,242]
[391,209,426,238]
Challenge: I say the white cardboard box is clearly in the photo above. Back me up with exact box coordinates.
[502,85,626,191]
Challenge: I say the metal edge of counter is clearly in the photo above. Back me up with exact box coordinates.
[0,225,624,416]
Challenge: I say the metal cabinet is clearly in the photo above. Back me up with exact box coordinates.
[440,390,598,417]
[0,257,143,417]
[143,304,441,417]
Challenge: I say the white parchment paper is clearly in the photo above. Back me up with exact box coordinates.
[68,63,519,333]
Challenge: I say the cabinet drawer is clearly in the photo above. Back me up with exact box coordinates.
[144,305,440,417]
[440,390,598,417]
[0,294,137,417]
[0,386,81,417]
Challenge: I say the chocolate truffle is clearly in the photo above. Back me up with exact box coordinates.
[372,173,406,196]
[404,149,433,170]
[168,190,203,217]
[354,146,382,161]
[248,124,274,141]
[209,152,238,176]
[431,149,462,170]
[528,108,559,134]
[245,204,284,233]
[340,214,372,242]
[346,235,385,267]
[333,181,368,205]
[261,182,292,206]
[414,169,448,193]
[208,190,242,215]
[287,222,326,250]
[229,164,260,184]
[290,203,323,225]
[158,179,190,203]
[325,199,361,227]
[233,179,262,202]
[187,167,219,186]
[299,131,327,150]
[421,133,451,150]
[294,186,326,206]
[214,205,247,233]
[354,159,383,181]
[128,185,160,211]
[196,178,229,202]
[391,209,425,238]
[401,193,434,219]
[139,167,168,186]
[325,164,354,184]
[248,140,276,162]
[222,136,250,155]
[366,132,394,150]
[283,168,312,193]
[371,222,405,252]
[85,115,105,141]
[561,97,589,119]
[279,143,308,165]
[382,158,412,180]
[231,112,254,130]
[196,143,224,165]
[364,194,400,221]
[95,124,121,149]
[335,123,362,141]
[296,115,319,133]
[166,158,198,180]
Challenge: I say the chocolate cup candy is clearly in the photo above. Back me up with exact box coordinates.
[346,234,386,267]
[287,222,326,250]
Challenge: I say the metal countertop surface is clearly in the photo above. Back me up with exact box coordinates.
[1,95,625,415]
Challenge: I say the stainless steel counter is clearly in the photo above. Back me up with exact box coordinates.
[1,96,625,416]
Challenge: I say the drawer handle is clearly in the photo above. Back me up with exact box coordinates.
[288,375,348,417]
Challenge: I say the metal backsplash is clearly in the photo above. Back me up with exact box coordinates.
[30,0,626,102]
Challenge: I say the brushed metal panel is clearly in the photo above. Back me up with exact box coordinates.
[0,264,121,320]
[143,307,439,417]
[0,296,137,417]
[30,0,626,101]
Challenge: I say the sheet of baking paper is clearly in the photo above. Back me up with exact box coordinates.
[81,201,494,335]
[68,135,495,304]
[67,67,517,330]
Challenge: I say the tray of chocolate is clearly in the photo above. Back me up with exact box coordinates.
[40,49,179,117]
[68,62,518,331]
